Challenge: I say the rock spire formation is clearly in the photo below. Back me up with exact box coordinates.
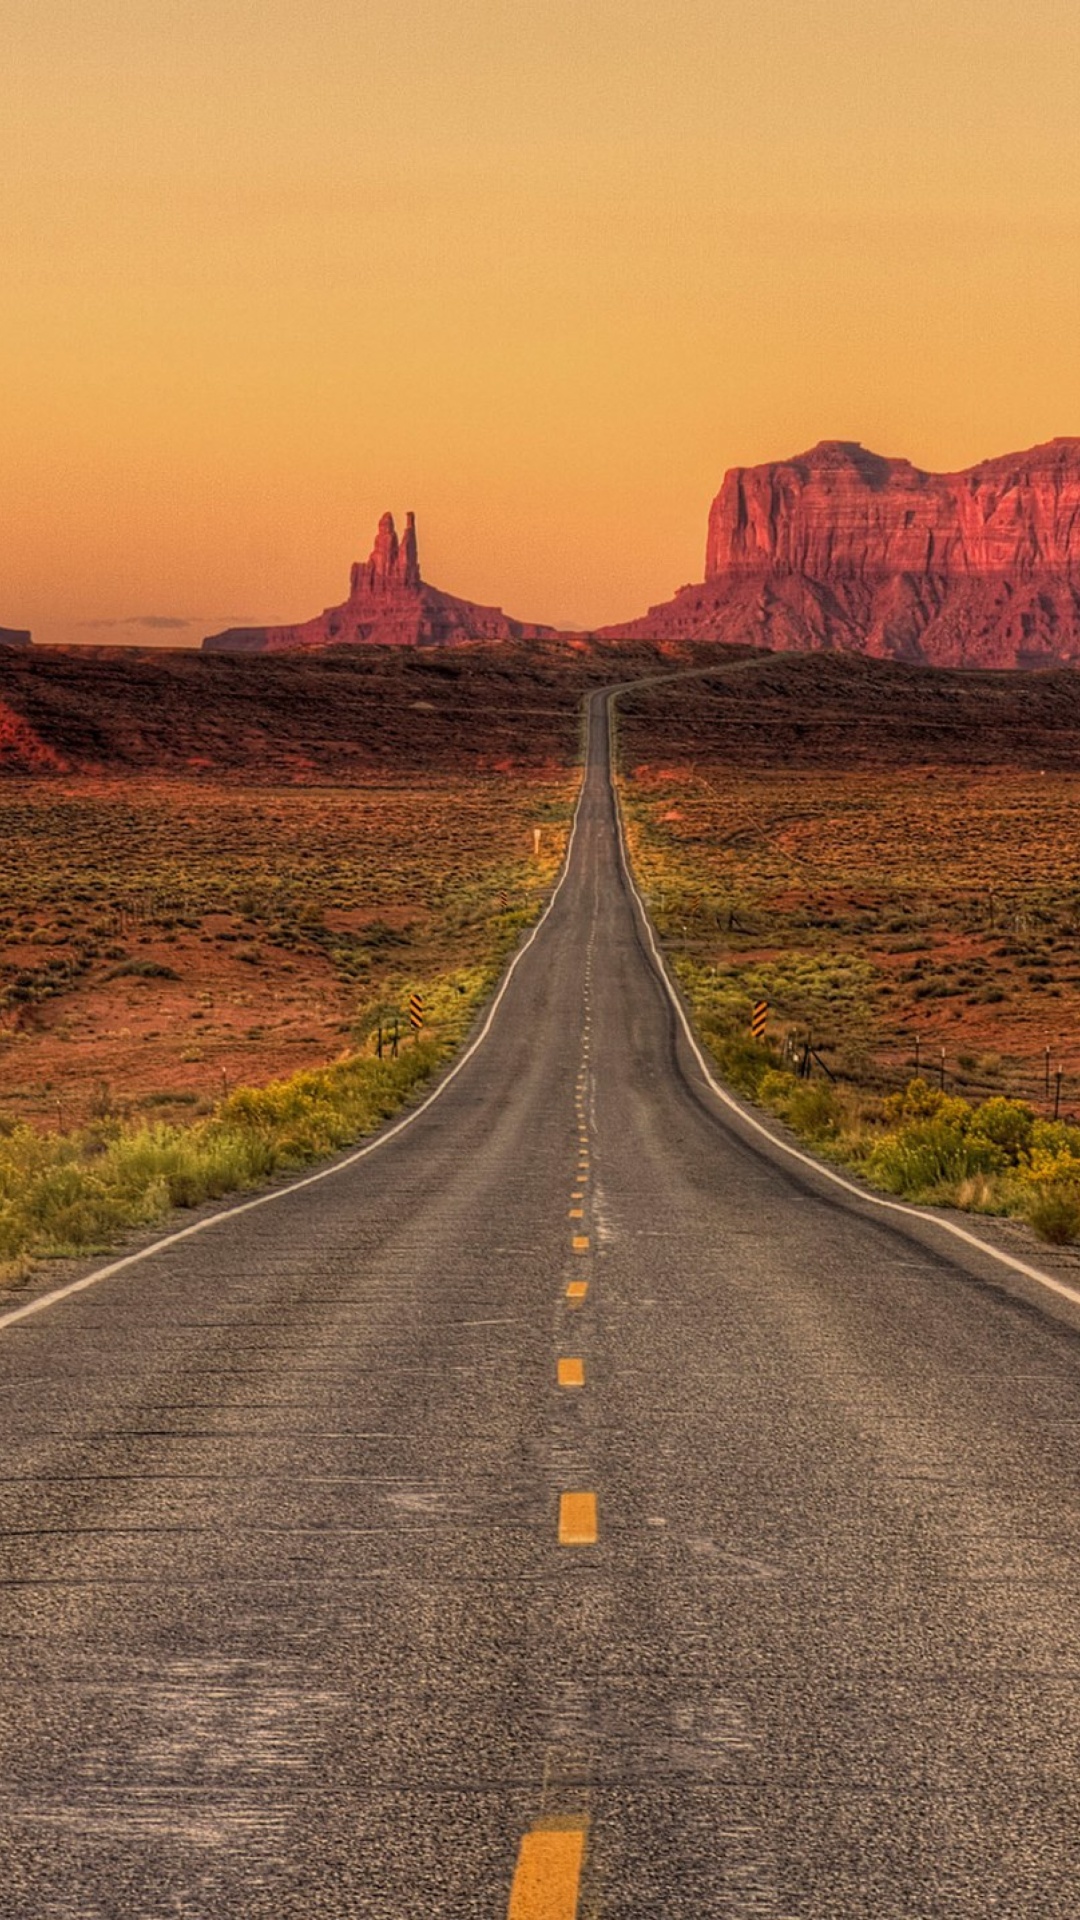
[349,510,422,597]
[203,511,554,652]
[599,439,1080,667]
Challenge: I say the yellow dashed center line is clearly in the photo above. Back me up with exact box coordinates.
[507,1824,587,1920]
[558,1491,598,1546]
[526,1069,601,1883]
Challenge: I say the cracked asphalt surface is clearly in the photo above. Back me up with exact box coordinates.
[3,692,1080,1915]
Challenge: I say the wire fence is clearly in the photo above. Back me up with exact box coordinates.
[779,1028,1078,1124]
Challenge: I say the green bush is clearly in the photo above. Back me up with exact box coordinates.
[865,1119,1005,1200]
[705,1032,781,1098]
[756,1070,844,1141]
[882,1079,968,1126]
[784,1083,844,1140]
[969,1096,1034,1159]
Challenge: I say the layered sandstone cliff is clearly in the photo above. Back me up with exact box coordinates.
[202,512,556,652]
[601,440,1080,667]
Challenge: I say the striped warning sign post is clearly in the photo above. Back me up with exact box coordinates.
[408,992,424,1031]
[751,999,768,1041]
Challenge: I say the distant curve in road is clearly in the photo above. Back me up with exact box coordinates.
[3,692,1080,1916]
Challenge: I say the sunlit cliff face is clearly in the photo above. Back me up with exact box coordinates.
[599,440,1080,668]
[706,441,1080,579]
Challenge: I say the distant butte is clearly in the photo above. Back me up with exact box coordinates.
[598,438,1080,668]
[202,511,557,652]
[203,445,1080,666]
[0,628,32,648]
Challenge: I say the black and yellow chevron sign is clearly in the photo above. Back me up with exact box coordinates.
[408,992,424,1031]
[751,999,768,1041]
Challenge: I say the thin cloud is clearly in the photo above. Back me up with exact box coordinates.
[78,614,195,632]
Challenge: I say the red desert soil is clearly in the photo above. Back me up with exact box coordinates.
[618,654,1080,1108]
[5,913,355,1128]
[8,642,1080,1123]
[0,771,576,1130]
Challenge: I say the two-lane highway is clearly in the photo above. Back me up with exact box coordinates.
[4,693,1080,1915]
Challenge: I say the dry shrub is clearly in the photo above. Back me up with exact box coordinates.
[1026,1184,1080,1245]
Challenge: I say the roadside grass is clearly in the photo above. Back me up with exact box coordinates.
[659,970,1080,1243]
[0,929,538,1284]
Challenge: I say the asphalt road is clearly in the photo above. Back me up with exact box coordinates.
[4,692,1080,1916]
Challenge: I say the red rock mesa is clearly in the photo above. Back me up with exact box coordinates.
[600,439,1080,667]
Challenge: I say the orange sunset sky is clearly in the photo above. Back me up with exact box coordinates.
[5,0,1080,646]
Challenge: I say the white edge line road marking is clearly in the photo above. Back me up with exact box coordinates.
[605,684,1080,1315]
[0,713,595,1336]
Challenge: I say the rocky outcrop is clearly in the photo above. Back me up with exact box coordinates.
[0,701,67,771]
[348,510,421,596]
[600,439,1080,667]
[0,628,32,648]
[705,439,1080,577]
[203,512,555,652]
